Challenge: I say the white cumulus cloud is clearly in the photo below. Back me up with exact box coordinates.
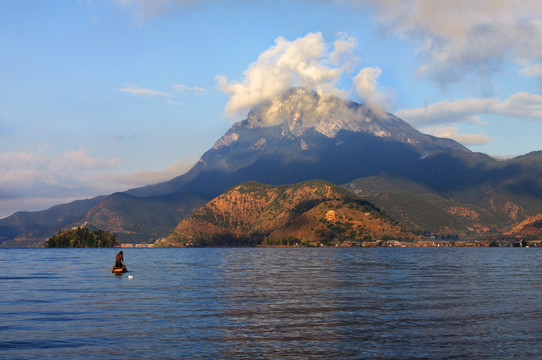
[217,32,392,125]
[352,66,392,116]
[217,32,346,119]
[329,32,359,72]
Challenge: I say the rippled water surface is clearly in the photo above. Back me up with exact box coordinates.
[1,248,542,359]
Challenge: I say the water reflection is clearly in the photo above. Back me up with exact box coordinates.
[0,248,541,359]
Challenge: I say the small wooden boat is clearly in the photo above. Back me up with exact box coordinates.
[112,265,127,274]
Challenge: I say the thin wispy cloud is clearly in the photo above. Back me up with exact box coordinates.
[0,150,122,217]
[397,92,542,147]
[397,92,542,127]
[171,84,208,95]
[166,99,183,106]
[117,0,212,19]
[520,64,542,78]
[119,83,208,106]
[118,84,172,97]
[421,126,490,146]
[0,150,121,191]
[0,148,196,217]
[101,156,197,187]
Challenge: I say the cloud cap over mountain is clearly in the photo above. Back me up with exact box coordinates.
[217,32,389,126]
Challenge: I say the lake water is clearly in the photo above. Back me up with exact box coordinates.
[1,248,541,359]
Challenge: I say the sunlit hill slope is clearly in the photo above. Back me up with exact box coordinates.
[154,180,420,247]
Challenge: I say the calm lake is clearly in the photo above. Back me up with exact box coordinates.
[1,248,541,359]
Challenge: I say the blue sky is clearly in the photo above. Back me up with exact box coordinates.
[1,0,542,218]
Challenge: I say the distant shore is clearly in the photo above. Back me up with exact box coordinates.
[119,239,542,248]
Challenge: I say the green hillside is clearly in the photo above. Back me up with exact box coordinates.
[80,192,206,244]
[343,176,503,236]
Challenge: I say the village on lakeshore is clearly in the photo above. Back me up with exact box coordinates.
[116,239,540,249]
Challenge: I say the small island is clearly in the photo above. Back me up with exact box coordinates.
[45,226,120,248]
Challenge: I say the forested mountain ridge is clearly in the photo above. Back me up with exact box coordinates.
[154,180,420,247]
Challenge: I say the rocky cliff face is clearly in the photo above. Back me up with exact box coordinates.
[154,180,419,247]
[241,88,468,152]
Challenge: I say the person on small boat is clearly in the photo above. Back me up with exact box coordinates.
[115,250,124,268]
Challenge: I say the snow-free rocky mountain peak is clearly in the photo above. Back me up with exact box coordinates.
[213,88,468,153]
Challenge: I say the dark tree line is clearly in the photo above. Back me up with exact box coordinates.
[45,226,120,248]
